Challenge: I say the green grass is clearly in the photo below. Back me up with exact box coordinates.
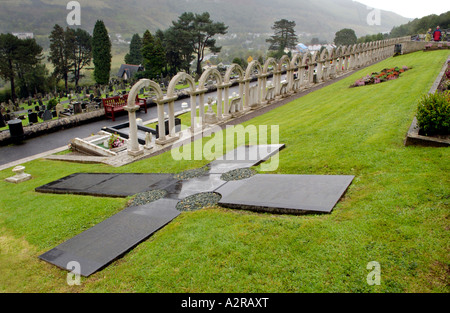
[0,50,449,293]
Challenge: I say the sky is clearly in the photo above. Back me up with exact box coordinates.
[355,0,449,18]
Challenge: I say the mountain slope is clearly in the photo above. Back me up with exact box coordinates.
[0,0,410,39]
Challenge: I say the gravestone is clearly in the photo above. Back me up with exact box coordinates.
[28,112,38,124]
[8,119,24,142]
[0,112,5,127]
[55,103,64,118]
[34,105,40,112]
[42,110,53,121]
[73,102,82,114]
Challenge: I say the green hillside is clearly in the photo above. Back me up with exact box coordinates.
[0,0,410,40]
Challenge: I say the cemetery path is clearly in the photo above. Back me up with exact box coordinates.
[0,70,356,170]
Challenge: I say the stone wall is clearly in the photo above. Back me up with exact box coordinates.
[0,109,105,146]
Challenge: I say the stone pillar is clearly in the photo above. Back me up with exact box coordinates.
[239,81,245,111]
[298,67,305,89]
[222,83,231,119]
[156,101,166,143]
[124,102,143,157]
[216,85,223,120]
[168,100,175,136]
[198,90,206,129]
[190,92,197,133]
[243,78,251,110]
[261,75,268,104]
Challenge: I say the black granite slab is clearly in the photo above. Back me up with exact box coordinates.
[214,144,285,164]
[39,198,180,277]
[35,173,177,197]
[215,174,354,215]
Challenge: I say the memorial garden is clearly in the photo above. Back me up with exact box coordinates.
[0,47,448,292]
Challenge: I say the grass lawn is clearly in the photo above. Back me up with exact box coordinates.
[0,50,448,293]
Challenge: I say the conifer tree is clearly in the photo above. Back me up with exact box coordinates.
[125,33,143,65]
[92,20,112,85]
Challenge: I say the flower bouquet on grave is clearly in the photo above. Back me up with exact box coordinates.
[108,133,125,149]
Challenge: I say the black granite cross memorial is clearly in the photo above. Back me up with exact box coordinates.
[37,144,354,276]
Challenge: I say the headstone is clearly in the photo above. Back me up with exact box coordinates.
[55,103,64,118]
[8,119,24,142]
[42,110,53,121]
[28,112,38,124]
[0,112,5,127]
[34,105,40,112]
[73,102,82,114]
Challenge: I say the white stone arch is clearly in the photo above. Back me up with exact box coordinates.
[197,67,224,123]
[223,64,245,119]
[167,72,196,98]
[127,78,163,107]
[244,60,263,79]
[198,67,223,87]
[301,52,314,85]
[261,57,278,103]
[156,72,196,142]
[224,63,245,83]
[277,55,292,97]
[328,47,338,79]
[126,78,163,156]
[244,60,263,109]
[290,53,303,91]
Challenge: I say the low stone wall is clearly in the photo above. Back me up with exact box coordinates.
[0,109,105,146]
[401,41,450,54]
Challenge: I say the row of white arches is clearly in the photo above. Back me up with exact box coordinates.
[126,36,410,147]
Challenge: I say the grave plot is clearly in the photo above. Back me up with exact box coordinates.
[215,174,354,215]
[35,173,177,198]
[39,199,180,277]
[37,144,354,277]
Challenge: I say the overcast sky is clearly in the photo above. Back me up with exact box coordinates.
[355,0,449,18]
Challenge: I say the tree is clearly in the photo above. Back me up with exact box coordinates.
[71,28,92,87]
[170,12,228,77]
[48,24,75,93]
[334,28,357,46]
[0,33,43,104]
[266,19,298,52]
[163,26,194,74]
[124,33,143,65]
[140,30,166,80]
[92,20,112,85]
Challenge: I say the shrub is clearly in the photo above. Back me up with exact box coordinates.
[416,91,450,136]
[47,98,58,110]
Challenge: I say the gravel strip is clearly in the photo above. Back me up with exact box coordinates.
[128,190,168,207]
[221,168,257,181]
[176,192,222,212]
[173,166,210,180]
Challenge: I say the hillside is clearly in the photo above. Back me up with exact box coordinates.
[0,0,410,40]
